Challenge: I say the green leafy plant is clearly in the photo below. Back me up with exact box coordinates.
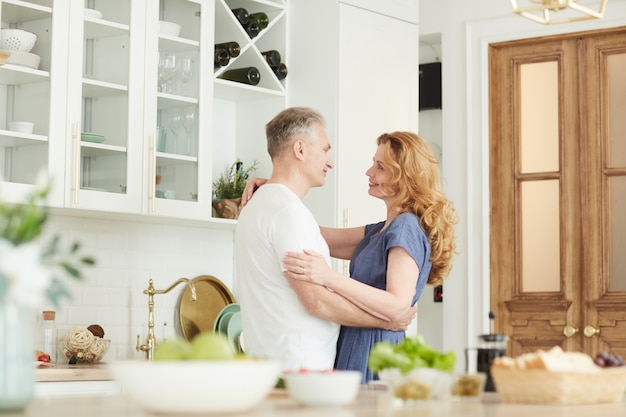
[0,180,95,307]
[368,334,456,375]
[212,159,259,200]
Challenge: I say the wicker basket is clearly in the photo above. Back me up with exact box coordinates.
[492,367,626,405]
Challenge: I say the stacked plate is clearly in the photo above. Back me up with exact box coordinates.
[213,303,243,353]
[81,132,105,143]
[1,29,40,69]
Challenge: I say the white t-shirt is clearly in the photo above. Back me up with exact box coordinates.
[233,184,339,371]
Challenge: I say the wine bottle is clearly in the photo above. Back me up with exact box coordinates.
[214,48,230,68]
[271,63,288,80]
[221,67,260,86]
[245,21,261,38]
[249,12,269,29]
[231,8,249,25]
[261,50,281,67]
[215,41,241,59]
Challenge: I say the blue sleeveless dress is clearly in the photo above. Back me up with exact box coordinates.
[334,212,431,384]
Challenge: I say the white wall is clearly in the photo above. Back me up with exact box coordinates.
[36,214,235,362]
[416,33,444,351]
[420,0,626,369]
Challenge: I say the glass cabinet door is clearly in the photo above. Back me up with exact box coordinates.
[0,0,66,204]
[143,0,213,220]
[64,0,143,213]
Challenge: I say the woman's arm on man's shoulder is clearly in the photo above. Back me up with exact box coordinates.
[320,226,365,260]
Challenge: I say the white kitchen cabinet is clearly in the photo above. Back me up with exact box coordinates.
[0,0,286,222]
[35,380,122,398]
[0,0,67,205]
[339,0,418,24]
[288,1,419,229]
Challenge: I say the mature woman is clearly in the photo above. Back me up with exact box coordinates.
[246,131,458,383]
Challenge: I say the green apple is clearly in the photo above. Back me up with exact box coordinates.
[154,337,192,360]
[189,332,235,360]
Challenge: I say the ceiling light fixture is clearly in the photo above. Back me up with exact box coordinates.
[510,0,608,24]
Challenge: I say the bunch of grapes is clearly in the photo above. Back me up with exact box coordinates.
[594,351,625,367]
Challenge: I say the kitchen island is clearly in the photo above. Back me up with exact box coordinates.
[9,388,626,417]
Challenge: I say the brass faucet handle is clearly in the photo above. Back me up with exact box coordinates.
[136,334,150,352]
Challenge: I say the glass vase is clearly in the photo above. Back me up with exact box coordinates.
[0,302,35,412]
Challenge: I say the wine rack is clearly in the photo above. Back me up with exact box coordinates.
[214,0,286,94]
[212,0,287,220]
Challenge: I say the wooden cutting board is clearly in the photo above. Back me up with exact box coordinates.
[36,363,113,382]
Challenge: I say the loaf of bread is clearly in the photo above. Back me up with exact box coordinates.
[493,346,600,372]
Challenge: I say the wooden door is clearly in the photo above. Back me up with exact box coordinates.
[489,27,626,358]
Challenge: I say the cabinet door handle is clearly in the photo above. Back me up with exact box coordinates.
[583,325,600,338]
[149,133,157,212]
[72,122,81,204]
[563,325,579,338]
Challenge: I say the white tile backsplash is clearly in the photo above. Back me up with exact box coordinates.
[35,212,235,363]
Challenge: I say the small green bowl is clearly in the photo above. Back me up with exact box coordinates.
[81,133,105,143]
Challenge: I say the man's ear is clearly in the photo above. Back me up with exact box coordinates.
[292,139,305,160]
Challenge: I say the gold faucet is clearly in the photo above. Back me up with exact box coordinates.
[136,278,197,360]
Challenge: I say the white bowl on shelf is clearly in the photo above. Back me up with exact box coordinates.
[6,50,41,69]
[0,29,37,52]
[159,21,181,37]
[8,121,34,134]
[84,8,103,19]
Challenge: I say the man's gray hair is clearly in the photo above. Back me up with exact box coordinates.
[265,107,325,159]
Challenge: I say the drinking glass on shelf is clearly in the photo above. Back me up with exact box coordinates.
[168,109,185,153]
[156,127,167,152]
[158,53,177,93]
[182,107,197,156]
[178,57,194,96]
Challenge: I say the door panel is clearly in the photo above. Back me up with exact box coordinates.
[582,32,626,359]
[490,28,626,358]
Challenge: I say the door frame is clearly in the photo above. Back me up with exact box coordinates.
[447,8,626,362]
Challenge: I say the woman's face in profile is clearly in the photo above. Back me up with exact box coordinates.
[365,145,397,200]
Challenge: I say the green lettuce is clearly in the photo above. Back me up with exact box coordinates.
[368,335,456,375]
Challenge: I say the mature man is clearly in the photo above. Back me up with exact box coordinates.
[233,107,413,372]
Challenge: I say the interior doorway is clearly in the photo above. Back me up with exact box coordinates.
[489,26,626,358]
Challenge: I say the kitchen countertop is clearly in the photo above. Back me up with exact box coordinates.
[35,363,112,382]
[10,388,626,417]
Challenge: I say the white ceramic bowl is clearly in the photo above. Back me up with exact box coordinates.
[8,121,34,134]
[285,370,362,406]
[159,20,182,37]
[6,50,41,69]
[109,359,281,414]
[0,29,37,52]
[84,8,103,19]
[378,367,455,402]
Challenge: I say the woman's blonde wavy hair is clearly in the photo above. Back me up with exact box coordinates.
[377,131,458,286]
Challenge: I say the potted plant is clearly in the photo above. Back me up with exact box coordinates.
[212,159,258,219]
